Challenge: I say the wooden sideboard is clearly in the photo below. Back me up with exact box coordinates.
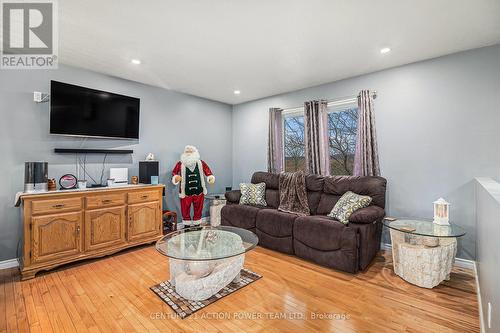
[18,184,164,280]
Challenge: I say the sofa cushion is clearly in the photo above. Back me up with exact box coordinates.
[316,193,341,215]
[327,191,372,224]
[293,215,347,251]
[256,209,297,237]
[221,204,265,230]
[349,206,385,224]
[323,176,387,208]
[252,172,279,189]
[256,230,294,254]
[239,182,267,206]
[265,189,280,208]
[225,190,241,203]
[293,238,358,273]
[305,174,324,215]
[305,174,324,191]
[306,192,322,215]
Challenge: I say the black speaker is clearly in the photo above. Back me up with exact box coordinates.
[139,161,159,184]
[24,162,48,192]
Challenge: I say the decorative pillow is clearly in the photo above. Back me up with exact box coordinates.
[328,191,372,224]
[239,182,267,206]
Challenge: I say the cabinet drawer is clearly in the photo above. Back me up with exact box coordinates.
[128,190,160,204]
[31,197,82,215]
[86,193,126,209]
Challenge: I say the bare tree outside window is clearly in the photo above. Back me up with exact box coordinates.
[283,107,358,174]
[328,107,358,175]
[283,115,305,172]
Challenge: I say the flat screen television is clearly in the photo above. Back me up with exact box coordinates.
[50,81,140,139]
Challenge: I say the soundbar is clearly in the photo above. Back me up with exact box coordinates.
[54,148,133,154]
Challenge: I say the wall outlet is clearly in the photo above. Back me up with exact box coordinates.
[33,92,43,102]
[33,91,49,103]
[488,302,492,329]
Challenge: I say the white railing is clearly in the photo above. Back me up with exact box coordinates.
[475,177,500,332]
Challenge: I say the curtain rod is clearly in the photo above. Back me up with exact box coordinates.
[281,91,377,113]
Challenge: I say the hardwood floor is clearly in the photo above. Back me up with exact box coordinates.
[0,245,479,333]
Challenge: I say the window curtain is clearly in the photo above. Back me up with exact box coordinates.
[353,90,380,176]
[267,108,284,173]
[304,100,330,176]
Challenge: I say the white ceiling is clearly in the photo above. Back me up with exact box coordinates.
[57,0,500,104]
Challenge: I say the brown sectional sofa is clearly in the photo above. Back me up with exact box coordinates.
[221,172,387,273]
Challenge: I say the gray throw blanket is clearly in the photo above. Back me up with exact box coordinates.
[278,171,310,216]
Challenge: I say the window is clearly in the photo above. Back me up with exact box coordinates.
[283,113,305,172]
[327,104,358,175]
[282,100,359,175]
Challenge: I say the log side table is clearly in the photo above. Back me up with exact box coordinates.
[383,219,466,288]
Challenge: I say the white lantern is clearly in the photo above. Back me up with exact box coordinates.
[433,198,450,226]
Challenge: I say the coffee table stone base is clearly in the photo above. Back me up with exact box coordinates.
[169,254,244,301]
[390,229,457,288]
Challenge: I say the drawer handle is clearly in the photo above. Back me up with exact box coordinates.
[76,226,80,236]
[141,195,149,199]
[102,199,112,204]
[53,204,65,208]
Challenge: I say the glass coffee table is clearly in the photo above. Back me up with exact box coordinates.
[156,225,258,301]
[383,219,466,288]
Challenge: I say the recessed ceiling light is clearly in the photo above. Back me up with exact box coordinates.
[131,59,141,65]
[234,90,241,95]
[380,47,391,54]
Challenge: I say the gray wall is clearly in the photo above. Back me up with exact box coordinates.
[232,44,500,260]
[0,64,233,261]
[475,178,500,332]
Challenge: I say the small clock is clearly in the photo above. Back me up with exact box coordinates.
[59,174,77,190]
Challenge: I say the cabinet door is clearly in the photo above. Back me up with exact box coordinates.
[127,201,160,241]
[31,211,82,264]
[85,206,126,252]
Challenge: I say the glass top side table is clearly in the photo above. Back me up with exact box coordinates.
[383,219,465,238]
[383,218,466,288]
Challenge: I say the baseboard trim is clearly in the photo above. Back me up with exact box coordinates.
[0,258,19,270]
[454,257,476,270]
[381,243,391,252]
[474,262,486,333]
[380,243,475,270]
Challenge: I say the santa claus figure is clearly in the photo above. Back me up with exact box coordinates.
[172,145,215,226]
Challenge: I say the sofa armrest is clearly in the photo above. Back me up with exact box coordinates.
[225,190,241,204]
[349,206,385,224]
